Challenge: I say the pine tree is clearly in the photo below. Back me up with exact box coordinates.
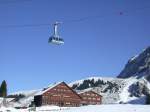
[146,94,150,104]
[0,87,2,97]
[0,80,7,97]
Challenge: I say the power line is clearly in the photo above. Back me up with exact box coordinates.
[64,5,150,24]
[0,0,32,5]
[0,5,150,28]
[0,23,51,28]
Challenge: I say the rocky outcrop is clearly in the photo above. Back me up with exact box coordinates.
[118,46,150,81]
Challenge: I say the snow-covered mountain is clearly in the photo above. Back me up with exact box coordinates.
[7,90,40,107]
[5,76,150,107]
[69,77,150,104]
[3,46,150,107]
[118,46,150,81]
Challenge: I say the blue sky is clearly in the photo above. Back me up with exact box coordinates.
[0,0,150,93]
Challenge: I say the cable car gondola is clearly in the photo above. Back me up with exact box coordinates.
[48,22,64,45]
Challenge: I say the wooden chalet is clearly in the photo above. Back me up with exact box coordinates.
[78,89,102,105]
[34,82,81,107]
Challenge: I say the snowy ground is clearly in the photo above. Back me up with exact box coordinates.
[0,104,150,112]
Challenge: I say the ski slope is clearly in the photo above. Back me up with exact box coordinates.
[70,77,150,104]
[0,104,150,112]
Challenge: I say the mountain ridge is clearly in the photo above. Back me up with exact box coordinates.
[118,46,150,81]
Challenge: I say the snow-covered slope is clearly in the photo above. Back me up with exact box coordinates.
[8,89,41,107]
[11,90,40,96]
[69,77,150,104]
[1,105,150,112]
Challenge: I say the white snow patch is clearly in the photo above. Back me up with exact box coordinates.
[119,78,137,103]
[129,55,139,62]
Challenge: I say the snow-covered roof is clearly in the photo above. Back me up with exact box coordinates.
[35,82,63,96]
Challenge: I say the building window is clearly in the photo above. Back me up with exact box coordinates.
[67,90,70,92]
[83,97,87,100]
[53,94,59,96]
[64,96,70,98]
[97,98,100,100]
[92,94,95,96]
[88,97,91,100]
[66,102,70,104]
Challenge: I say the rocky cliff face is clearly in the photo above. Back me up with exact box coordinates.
[117,46,150,81]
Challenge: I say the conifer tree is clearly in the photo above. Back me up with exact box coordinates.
[146,94,150,104]
[0,80,7,97]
